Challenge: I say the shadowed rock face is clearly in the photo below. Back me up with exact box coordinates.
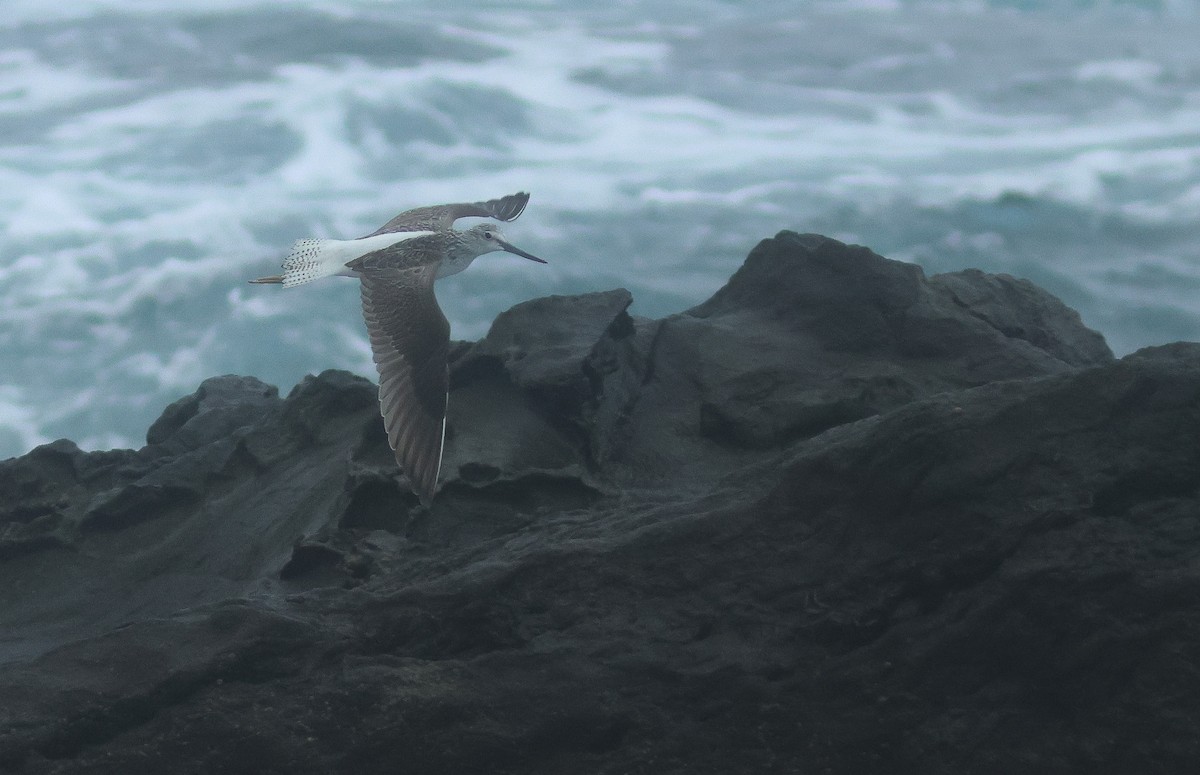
[2,232,1197,774]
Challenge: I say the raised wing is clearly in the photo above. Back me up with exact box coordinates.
[361,192,530,237]
[358,265,450,504]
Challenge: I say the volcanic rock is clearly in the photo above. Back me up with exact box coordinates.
[2,232,1197,774]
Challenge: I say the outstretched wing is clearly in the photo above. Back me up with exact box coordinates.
[362,192,530,237]
[358,265,450,504]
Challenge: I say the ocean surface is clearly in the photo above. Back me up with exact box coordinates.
[1,0,1198,458]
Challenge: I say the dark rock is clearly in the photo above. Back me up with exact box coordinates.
[1,232,1196,774]
[145,374,279,451]
[469,287,634,392]
[928,267,1112,366]
[439,288,635,490]
[590,232,1114,487]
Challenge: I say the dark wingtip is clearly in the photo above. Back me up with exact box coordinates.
[392,428,442,508]
[489,191,530,222]
[408,464,439,507]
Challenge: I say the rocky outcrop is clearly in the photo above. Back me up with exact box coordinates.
[2,232,1196,774]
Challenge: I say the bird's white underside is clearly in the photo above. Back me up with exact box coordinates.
[280,230,433,287]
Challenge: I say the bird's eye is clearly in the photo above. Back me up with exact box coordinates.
[484,231,494,239]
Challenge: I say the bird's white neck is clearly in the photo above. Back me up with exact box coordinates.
[435,254,479,279]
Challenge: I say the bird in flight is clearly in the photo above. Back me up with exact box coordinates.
[250,193,545,504]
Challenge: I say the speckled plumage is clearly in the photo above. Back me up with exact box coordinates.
[251,194,544,504]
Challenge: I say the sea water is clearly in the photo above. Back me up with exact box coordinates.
[1,0,1198,457]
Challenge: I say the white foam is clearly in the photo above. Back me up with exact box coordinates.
[5,186,104,238]
[1075,59,1163,87]
[0,385,51,456]
[0,0,256,25]
[227,287,287,320]
[334,322,375,377]
[0,50,135,114]
[0,0,1198,459]
[120,327,220,394]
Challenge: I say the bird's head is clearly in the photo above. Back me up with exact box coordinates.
[461,224,546,264]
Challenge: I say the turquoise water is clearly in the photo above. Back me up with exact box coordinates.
[1,0,1198,456]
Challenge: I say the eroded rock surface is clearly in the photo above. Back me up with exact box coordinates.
[3,233,1197,774]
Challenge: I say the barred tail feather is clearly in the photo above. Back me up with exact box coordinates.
[277,232,430,288]
[281,238,345,287]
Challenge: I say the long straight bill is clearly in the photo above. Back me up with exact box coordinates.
[498,239,546,264]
